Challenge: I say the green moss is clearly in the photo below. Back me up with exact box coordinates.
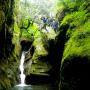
[14,21,20,34]
[32,36,48,61]
[26,53,49,75]
[58,0,90,89]
[62,22,90,64]
[0,10,5,27]
[0,59,18,89]
[0,0,19,89]
[61,10,87,27]
[27,61,51,75]
[20,22,39,41]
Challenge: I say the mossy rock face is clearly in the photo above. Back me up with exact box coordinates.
[0,59,19,90]
[18,17,30,29]
[57,0,90,90]
[25,33,51,75]
[0,0,20,89]
[0,10,5,27]
[60,13,90,90]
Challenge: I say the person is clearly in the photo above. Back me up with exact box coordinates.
[52,20,59,32]
[47,17,53,27]
[40,17,48,32]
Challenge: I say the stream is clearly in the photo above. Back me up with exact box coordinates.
[11,84,58,90]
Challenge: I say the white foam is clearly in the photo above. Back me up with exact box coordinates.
[16,84,28,87]
[19,52,26,85]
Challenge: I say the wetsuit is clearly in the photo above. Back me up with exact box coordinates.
[41,17,48,32]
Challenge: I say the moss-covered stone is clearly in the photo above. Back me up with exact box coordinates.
[0,10,5,27]
[58,0,90,90]
[0,0,20,89]
[25,32,50,75]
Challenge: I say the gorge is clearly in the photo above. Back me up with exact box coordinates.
[0,0,90,90]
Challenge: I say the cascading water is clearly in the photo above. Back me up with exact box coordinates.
[19,51,26,86]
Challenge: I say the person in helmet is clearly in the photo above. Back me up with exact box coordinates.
[52,20,59,32]
[40,17,48,32]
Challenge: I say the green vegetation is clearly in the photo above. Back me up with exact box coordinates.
[55,0,90,90]
[0,0,19,89]
[0,0,90,89]
[57,0,90,63]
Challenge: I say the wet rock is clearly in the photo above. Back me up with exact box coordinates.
[58,0,90,90]
[0,0,20,89]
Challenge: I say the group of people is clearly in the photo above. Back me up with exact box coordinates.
[40,16,59,32]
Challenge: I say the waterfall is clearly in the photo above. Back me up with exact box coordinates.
[16,45,33,87]
[16,51,27,87]
[19,51,26,86]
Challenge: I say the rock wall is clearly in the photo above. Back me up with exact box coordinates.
[56,0,90,90]
[0,0,21,89]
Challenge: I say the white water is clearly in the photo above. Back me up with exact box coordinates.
[19,51,26,86]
